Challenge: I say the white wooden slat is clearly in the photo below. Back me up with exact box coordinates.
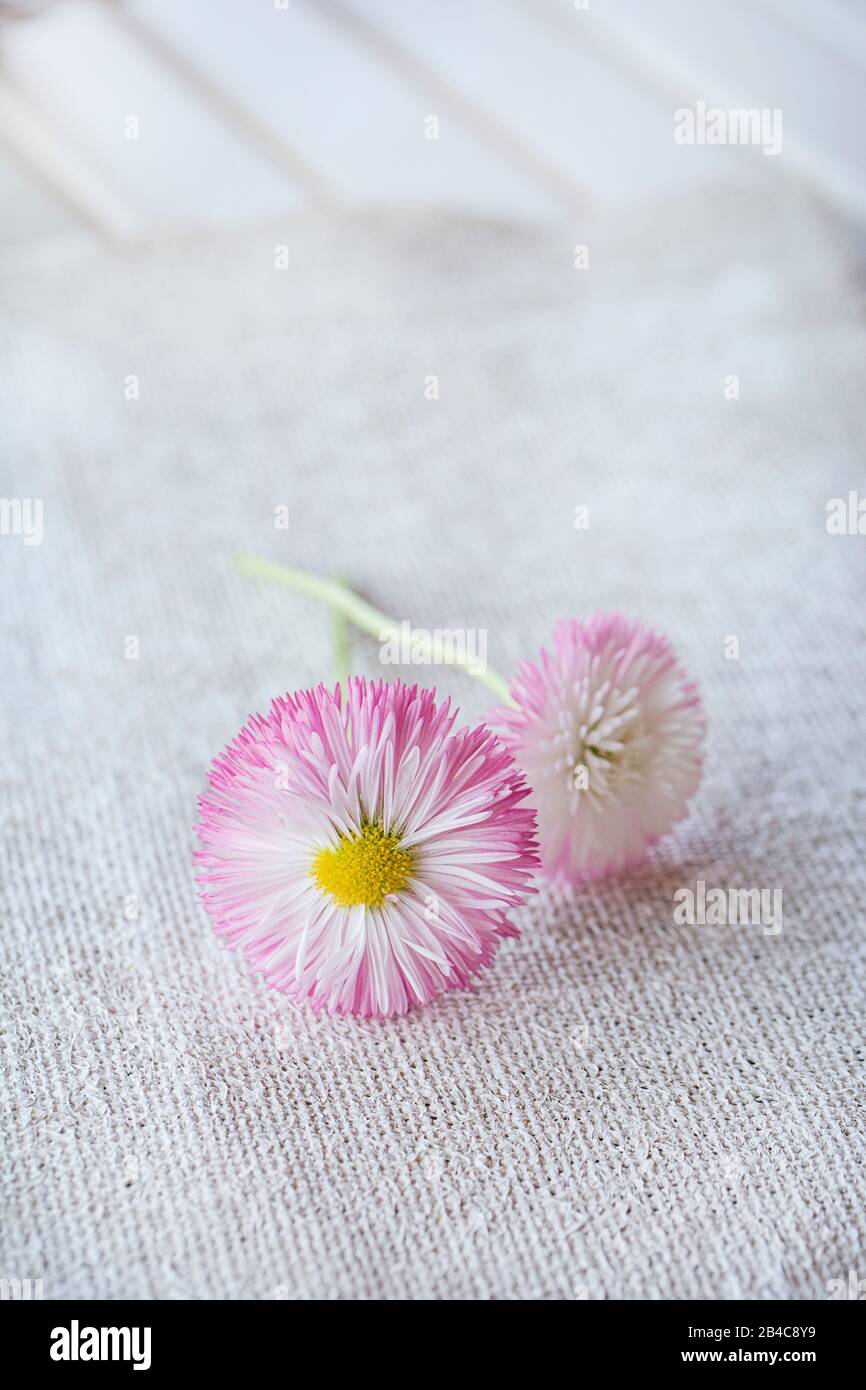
[825,0,866,26]
[0,0,304,228]
[0,145,87,246]
[0,77,137,240]
[125,0,567,224]
[606,0,866,223]
[756,0,866,76]
[106,0,338,207]
[310,0,590,213]
[336,0,749,202]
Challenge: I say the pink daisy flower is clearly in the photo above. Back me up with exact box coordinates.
[493,615,705,883]
[195,677,538,1018]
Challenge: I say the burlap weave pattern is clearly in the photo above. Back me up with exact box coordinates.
[1,188,864,1299]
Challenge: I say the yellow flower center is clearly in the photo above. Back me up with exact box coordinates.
[311,822,413,909]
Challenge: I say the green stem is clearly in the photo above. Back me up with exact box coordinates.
[236,552,512,703]
[331,576,350,687]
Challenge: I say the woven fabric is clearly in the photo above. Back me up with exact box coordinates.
[1,188,864,1300]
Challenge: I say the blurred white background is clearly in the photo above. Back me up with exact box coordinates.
[0,0,865,247]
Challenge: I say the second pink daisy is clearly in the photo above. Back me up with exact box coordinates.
[492,615,705,883]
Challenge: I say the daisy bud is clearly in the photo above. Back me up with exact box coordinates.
[492,615,705,882]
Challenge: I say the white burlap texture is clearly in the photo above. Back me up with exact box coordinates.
[1,186,864,1300]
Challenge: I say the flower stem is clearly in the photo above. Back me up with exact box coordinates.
[331,576,351,686]
[236,553,512,702]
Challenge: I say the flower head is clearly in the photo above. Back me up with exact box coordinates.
[493,615,704,882]
[195,677,538,1017]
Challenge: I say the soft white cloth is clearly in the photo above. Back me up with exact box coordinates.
[1,187,864,1300]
